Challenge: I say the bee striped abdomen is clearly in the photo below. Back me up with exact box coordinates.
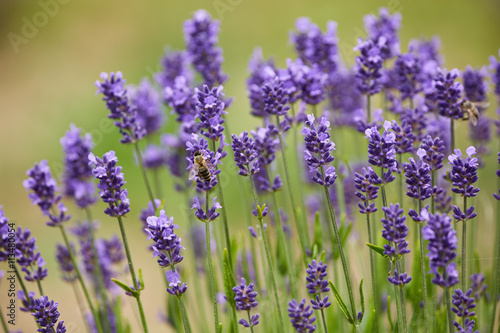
[199,167,211,182]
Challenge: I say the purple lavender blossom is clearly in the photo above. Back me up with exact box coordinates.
[145,211,184,268]
[231,132,261,177]
[233,277,260,328]
[31,296,67,333]
[0,207,12,262]
[142,144,166,170]
[490,50,500,99]
[365,121,397,183]
[162,132,189,180]
[380,204,412,285]
[354,38,384,95]
[279,58,306,104]
[60,124,97,208]
[425,115,451,155]
[451,288,477,333]
[195,85,227,141]
[15,227,48,282]
[164,76,196,122]
[306,260,330,295]
[186,134,224,191]
[18,290,36,312]
[300,65,327,105]
[435,187,453,214]
[394,52,423,100]
[88,151,130,218]
[434,68,464,119]
[422,211,459,288]
[418,135,445,171]
[354,166,381,215]
[390,119,416,155]
[166,270,188,296]
[95,72,145,144]
[363,7,401,60]
[184,10,227,87]
[23,160,71,227]
[192,196,221,222]
[310,294,332,311]
[262,77,291,116]
[470,273,487,301]
[400,105,427,143]
[403,158,432,201]
[288,298,317,332]
[328,69,364,127]
[55,243,76,282]
[302,114,337,187]
[155,50,193,89]
[139,199,162,234]
[409,36,443,68]
[463,66,488,104]
[448,147,480,198]
[128,79,165,136]
[247,47,277,118]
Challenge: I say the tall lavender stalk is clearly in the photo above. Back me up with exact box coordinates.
[88,151,149,333]
[302,114,358,331]
[493,152,500,333]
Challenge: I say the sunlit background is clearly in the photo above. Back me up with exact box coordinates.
[1,0,500,331]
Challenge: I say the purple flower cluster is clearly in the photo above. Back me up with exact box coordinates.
[142,144,166,170]
[23,160,70,227]
[354,167,381,215]
[469,273,487,301]
[434,68,464,119]
[231,132,260,177]
[306,260,331,310]
[451,288,477,333]
[288,298,317,333]
[233,277,260,328]
[145,211,184,268]
[448,147,480,198]
[18,290,36,312]
[186,134,224,191]
[15,227,48,282]
[300,65,328,105]
[247,48,277,117]
[166,270,188,296]
[354,38,384,95]
[0,207,12,262]
[262,77,291,116]
[60,124,97,209]
[290,18,340,73]
[192,197,221,223]
[164,76,196,122]
[418,135,445,171]
[422,212,459,288]
[462,66,488,103]
[155,50,193,89]
[302,114,337,187]
[380,204,412,285]
[55,243,76,282]
[365,122,397,183]
[390,119,416,155]
[363,7,401,60]
[403,158,432,200]
[394,52,423,100]
[128,79,165,136]
[88,151,130,218]
[195,85,227,140]
[31,296,67,333]
[95,72,145,144]
[184,10,227,87]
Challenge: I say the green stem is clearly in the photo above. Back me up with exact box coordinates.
[13,265,42,329]
[367,94,371,124]
[116,216,149,333]
[205,191,220,333]
[393,282,404,333]
[380,168,388,210]
[134,142,157,211]
[36,279,44,296]
[492,191,500,332]
[418,200,430,333]
[0,305,8,332]
[86,207,112,333]
[320,308,329,333]
[323,183,358,330]
[153,169,163,200]
[312,104,317,118]
[431,171,436,214]
[365,213,379,333]
[247,172,285,333]
[177,296,192,333]
[444,288,455,333]
[275,115,309,255]
[461,196,467,292]
[248,311,255,333]
[450,118,455,153]
[211,140,234,269]
[71,281,90,333]
[59,226,104,333]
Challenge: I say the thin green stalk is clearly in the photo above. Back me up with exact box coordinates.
[205,191,220,333]
[0,306,9,332]
[247,171,285,333]
[153,169,163,200]
[247,311,255,333]
[116,216,149,333]
[36,279,44,296]
[134,142,157,211]
[275,115,309,255]
[367,94,371,124]
[398,284,408,332]
[13,265,42,329]
[393,282,404,333]
[461,196,467,292]
[444,288,455,333]
[492,192,500,332]
[71,281,90,333]
[365,213,379,333]
[418,200,430,333]
[211,140,234,268]
[86,207,112,333]
[431,171,436,214]
[320,308,329,333]
[450,119,455,153]
[59,226,104,333]
[312,104,317,118]
[178,296,192,333]
[323,183,358,331]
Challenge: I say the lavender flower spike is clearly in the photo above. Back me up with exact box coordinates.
[354,38,383,95]
[145,211,184,268]
[403,157,432,201]
[233,277,260,328]
[23,160,71,227]
[95,71,145,144]
[186,134,223,192]
[451,288,477,333]
[195,85,227,141]
[434,68,464,119]
[448,147,480,198]
[231,131,260,177]
[365,121,397,184]
[128,78,165,136]
[288,298,317,333]
[31,296,67,333]
[16,227,48,282]
[306,260,331,310]
[166,270,188,296]
[302,114,337,187]
[262,77,291,116]
[354,166,381,215]
[88,151,130,218]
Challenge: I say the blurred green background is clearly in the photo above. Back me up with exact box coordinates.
[1,0,500,331]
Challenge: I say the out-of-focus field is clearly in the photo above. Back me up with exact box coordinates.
[0,0,499,331]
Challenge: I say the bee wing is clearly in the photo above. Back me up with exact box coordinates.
[205,161,217,172]
[188,165,199,180]
[470,115,478,126]
[473,101,490,109]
